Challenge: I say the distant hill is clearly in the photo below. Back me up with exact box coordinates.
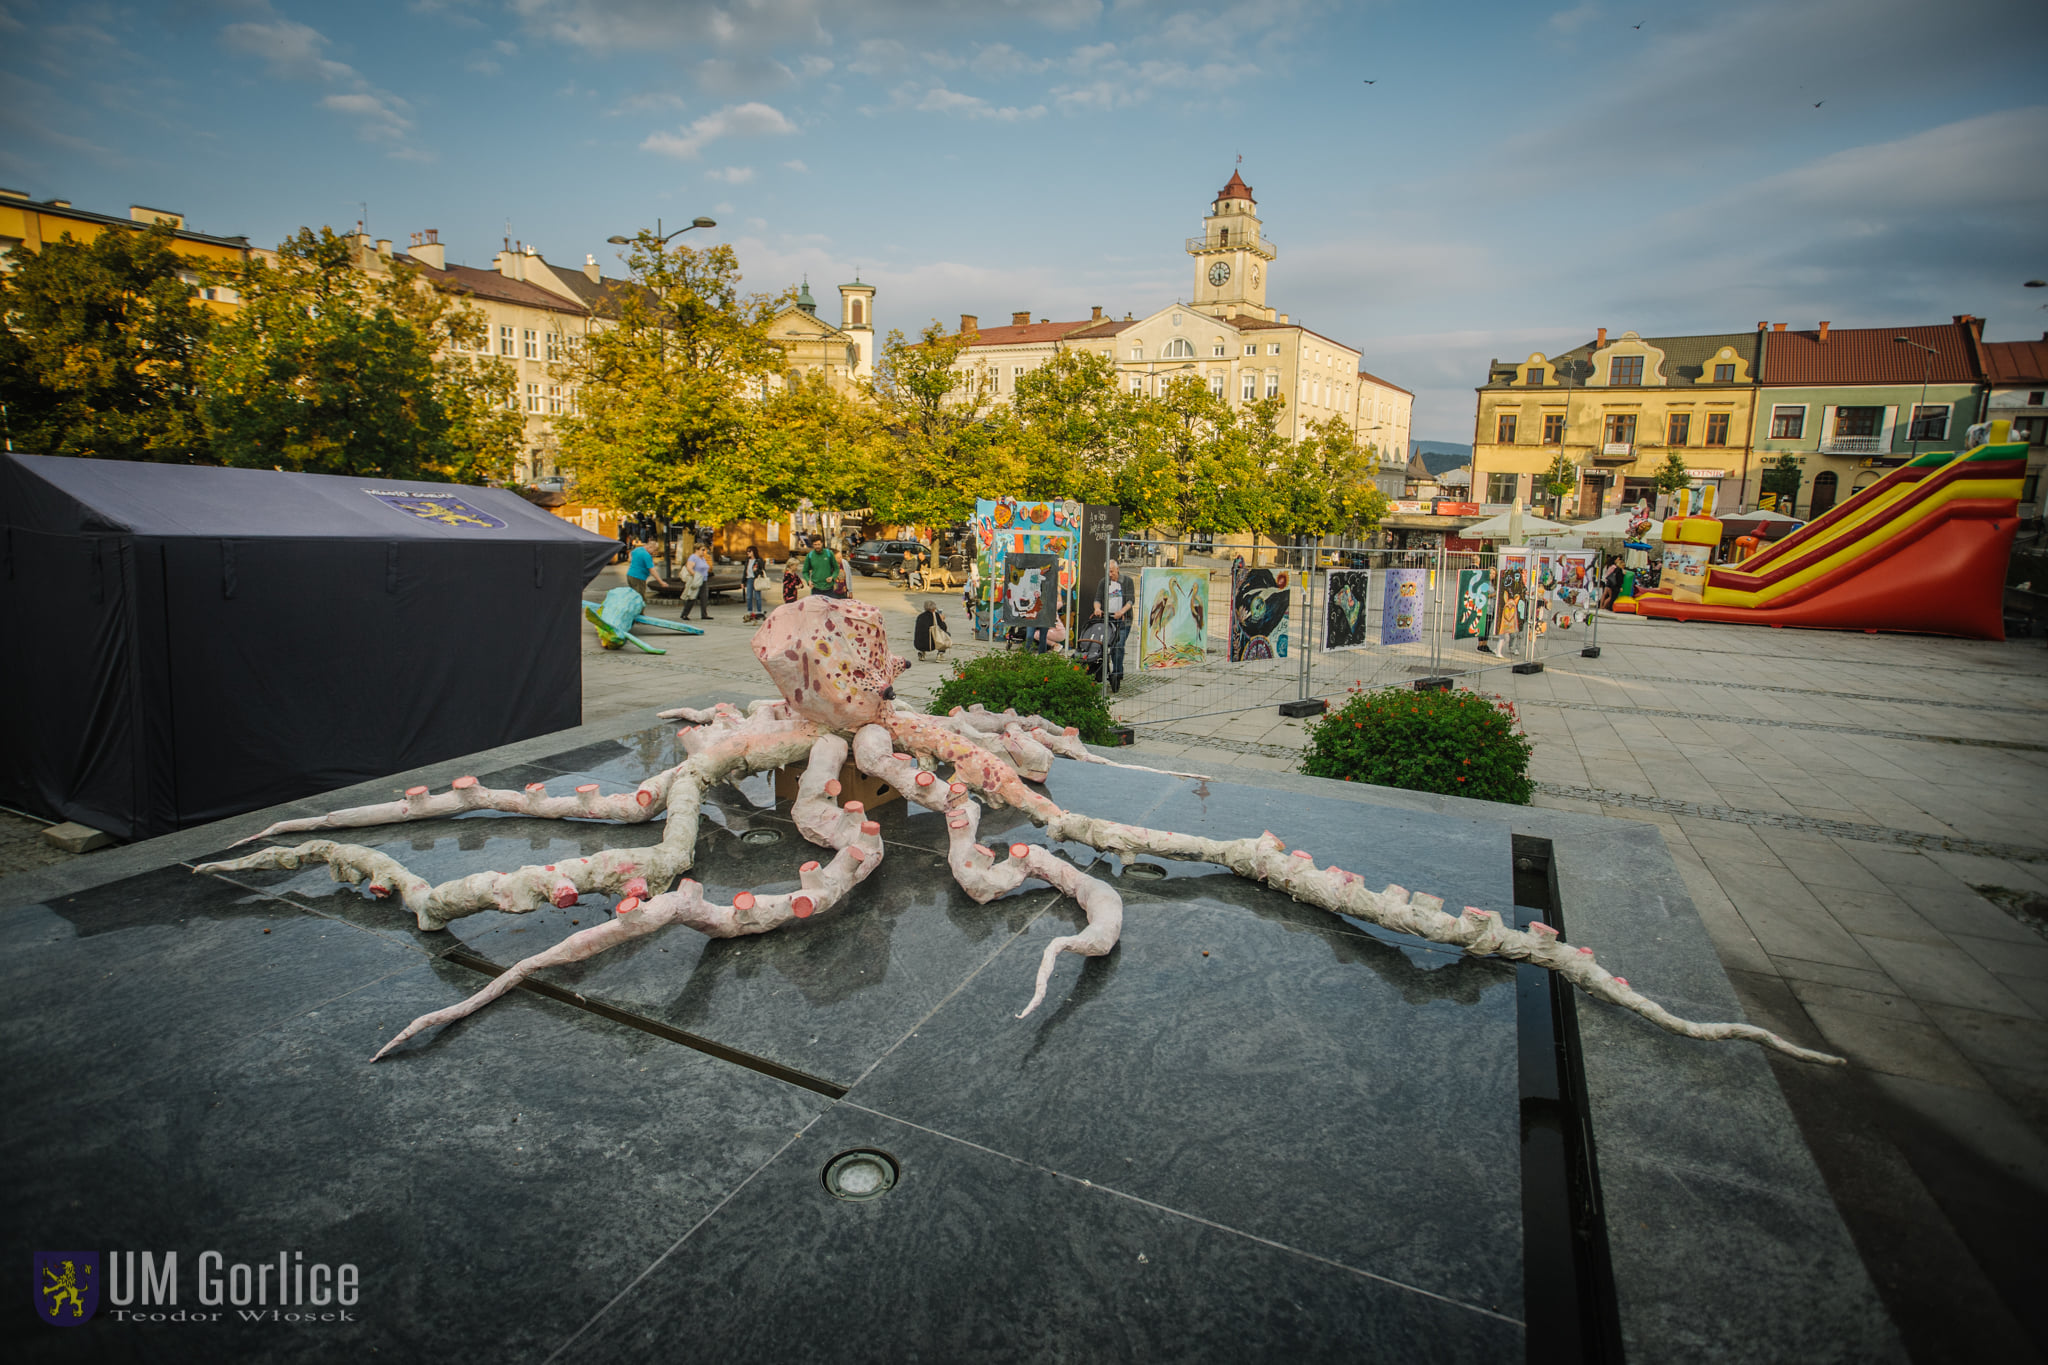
[1410,440,1471,459]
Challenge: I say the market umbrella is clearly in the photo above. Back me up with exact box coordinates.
[1576,511,1665,539]
[1461,507,1571,540]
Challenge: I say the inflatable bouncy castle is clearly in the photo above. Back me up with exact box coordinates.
[1634,423,2025,640]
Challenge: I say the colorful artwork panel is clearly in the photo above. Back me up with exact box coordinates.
[1323,569,1372,651]
[1455,569,1493,640]
[1001,553,1059,628]
[1381,568,1427,645]
[1228,561,1291,661]
[1137,566,1209,670]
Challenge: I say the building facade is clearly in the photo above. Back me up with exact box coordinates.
[1980,335,2048,521]
[1472,328,1764,517]
[765,278,876,391]
[948,172,1398,447]
[1750,317,1985,518]
[0,188,259,305]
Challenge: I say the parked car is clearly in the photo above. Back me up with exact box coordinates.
[644,555,745,600]
[849,539,933,578]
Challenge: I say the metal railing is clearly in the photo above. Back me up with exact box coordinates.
[1183,234,1277,260]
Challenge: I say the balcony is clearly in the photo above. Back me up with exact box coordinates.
[1821,435,1885,455]
[1185,233,1277,261]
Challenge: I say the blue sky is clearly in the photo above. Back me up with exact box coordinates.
[5,0,2045,440]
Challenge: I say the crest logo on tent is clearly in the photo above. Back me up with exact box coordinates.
[36,1252,99,1325]
[365,490,507,529]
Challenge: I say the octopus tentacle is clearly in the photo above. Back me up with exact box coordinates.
[372,732,885,1060]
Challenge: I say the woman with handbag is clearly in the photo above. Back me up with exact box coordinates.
[914,601,951,662]
[678,545,713,621]
[741,546,766,621]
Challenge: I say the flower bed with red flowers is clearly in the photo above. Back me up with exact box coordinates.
[1299,686,1534,804]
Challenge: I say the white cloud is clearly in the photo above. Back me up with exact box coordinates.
[218,10,428,158]
[782,158,809,171]
[1548,3,1598,34]
[706,165,756,183]
[906,83,1046,121]
[641,100,798,159]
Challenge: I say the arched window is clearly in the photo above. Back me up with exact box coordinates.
[1809,470,1839,517]
[851,299,864,326]
[1162,338,1195,359]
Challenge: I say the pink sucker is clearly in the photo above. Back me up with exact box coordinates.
[676,729,689,740]
[452,776,478,790]
[636,790,655,808]
[825,779,842,797]
[1010,843,1030,860]
[525,782,546,795]
[847,846,868,863]
[406,785,429,797]
[623,877,648,899]
[949,706,964,716]
[800,860,821,873]
[552,884,581,909]
[948,817,967,830]
[1064,726,1078,736]
[1464,907,1488,919]
[1529,921,1555,936]
[973,844,994,858]
[1577,946,1593,955]
[949,781,967,796]
[733,892,756,911]
[860,820,880,835]
[616,896,641,915]
[894,752,912,762]
[576,783,599,795]
[1292,849,1313,860]
[367,883,388,898]
[915,772,935,787]
[844,801,864,814]
[544,865,556,872]
[1615,977,1630,987]
[792,895,815,919]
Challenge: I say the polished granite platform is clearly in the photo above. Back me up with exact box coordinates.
[3,703,1901,1363]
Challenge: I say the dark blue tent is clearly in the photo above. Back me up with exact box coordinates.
[0,454,617,841]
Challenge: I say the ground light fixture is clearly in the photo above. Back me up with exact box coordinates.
[823,1149,899,1200]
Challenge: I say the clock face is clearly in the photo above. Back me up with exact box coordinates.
[1208,261,1231,287]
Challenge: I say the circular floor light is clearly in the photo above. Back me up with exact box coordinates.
[738,827,782,846]
[823,1149,899,1201]
[1121,861,1168,880]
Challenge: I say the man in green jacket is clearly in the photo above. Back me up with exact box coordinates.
[800,535,840,596]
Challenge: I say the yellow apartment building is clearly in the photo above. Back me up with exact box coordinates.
[0,188,259,307]
[1471,327,1764,517]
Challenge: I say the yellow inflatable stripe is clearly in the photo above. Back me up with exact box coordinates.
[1702,476,2022,608]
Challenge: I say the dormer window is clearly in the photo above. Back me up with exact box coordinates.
[1526,366,1545,385]
[1608,355,1644,386]
[1714,363,1735,382]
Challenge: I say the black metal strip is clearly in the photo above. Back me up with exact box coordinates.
[442,948,848,1100]
[1513,834,1625,1365]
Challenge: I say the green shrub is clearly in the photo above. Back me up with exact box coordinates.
[928,652,1118,745]
[1299,686,1534,804]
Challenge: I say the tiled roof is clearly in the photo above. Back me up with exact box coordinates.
[1981,338,2048,386]
[406,258,589,315]
[1497,331,1762,388]
[1356,367,1412,397]
[959,320,1096,347]
[1217,169,1254,202]
[1235,315,1358,356]
[1064,317,1140,339]
[1759,320,1981,385]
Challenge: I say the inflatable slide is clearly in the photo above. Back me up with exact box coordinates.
[1634,422,2026,639]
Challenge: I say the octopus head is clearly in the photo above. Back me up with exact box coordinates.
[752,596,910,729]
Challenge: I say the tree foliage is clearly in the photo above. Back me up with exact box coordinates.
[1542,450,1579,501]
[0,223,215,461]
[552,232,794,525]
[1652,448,1694,497]
[1758,453,1802,505]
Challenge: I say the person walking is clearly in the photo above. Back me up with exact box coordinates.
[1092,560,1134,692]
[913,601,950,662]
[799,535,838,598]
[834,546,855,598]
[623,533,670,602]
[742,545,766,621]
[679,544,714,621]
[782,555,802,605]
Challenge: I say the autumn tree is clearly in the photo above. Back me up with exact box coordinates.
[203,227,521,481]
[552,232,792,529]
[0,222,215,461]
[859,320,1004,526]
[1269,415,1388,540]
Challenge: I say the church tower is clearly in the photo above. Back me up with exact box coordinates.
[838,276,876,383]
[1188,170,1275,322]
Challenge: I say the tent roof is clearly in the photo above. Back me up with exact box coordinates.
[2,453,618,547]
[1461,509,1571,538]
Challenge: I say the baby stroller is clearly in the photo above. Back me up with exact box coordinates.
[1076,621,1107,681]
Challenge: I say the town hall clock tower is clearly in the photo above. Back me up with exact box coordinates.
[1188,169,1275,322]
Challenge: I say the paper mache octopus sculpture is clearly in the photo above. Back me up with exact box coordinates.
[196,596,1843,1067]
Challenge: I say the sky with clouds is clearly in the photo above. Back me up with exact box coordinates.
[4,0,2045,440]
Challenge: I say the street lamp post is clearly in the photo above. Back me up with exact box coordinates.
[605,217,716,580]
[1894,336,1937,463]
